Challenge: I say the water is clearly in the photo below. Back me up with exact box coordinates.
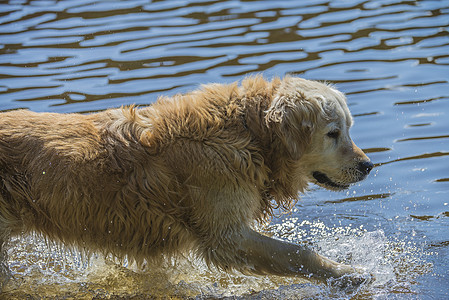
[0,0,448,298]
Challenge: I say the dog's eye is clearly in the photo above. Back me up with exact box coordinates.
[327,130,340,139]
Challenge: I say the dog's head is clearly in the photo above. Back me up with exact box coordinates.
[266,76,373,191]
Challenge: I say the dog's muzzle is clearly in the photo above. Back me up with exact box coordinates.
[312,160,374,190]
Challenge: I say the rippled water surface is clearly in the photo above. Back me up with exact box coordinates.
[1,0,448,298]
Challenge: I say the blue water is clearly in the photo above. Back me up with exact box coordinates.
[1,0,448,298]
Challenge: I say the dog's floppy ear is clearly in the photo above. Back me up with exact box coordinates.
[265,93,320,160]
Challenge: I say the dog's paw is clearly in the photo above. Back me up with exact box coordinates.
[327,268,374,291]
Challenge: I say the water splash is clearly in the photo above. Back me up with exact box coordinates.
[2,219,432,299]
[267,218,433,299]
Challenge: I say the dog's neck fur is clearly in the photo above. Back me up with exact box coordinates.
[239,78,302,212]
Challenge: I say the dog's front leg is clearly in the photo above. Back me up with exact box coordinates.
[229,227,368,285]
[188,182,366,284]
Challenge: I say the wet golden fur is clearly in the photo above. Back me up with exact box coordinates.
[0,75,372,284]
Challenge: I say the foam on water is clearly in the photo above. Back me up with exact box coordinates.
[2,218,432,299]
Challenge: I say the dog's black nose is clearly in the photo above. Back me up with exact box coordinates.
[358,161,374,175]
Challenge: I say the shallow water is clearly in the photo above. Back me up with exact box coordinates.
[0,0,448,298]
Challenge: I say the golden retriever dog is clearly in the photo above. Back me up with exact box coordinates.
[0,75,373,286]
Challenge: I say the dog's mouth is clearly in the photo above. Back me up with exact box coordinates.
[312,171,350,191]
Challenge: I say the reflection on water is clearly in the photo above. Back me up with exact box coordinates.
[1,0,448,298]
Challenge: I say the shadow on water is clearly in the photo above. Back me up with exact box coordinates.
[1,0,448,298]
